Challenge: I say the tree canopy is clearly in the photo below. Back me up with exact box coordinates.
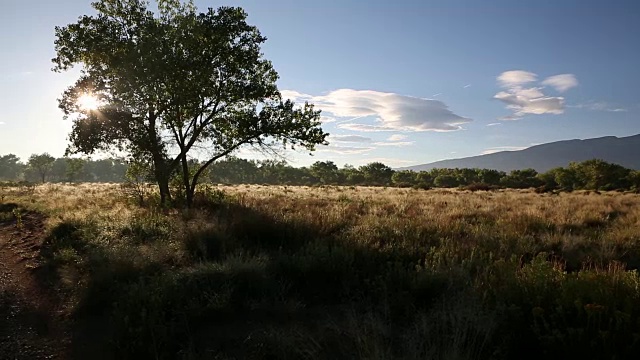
[53,0,327,206]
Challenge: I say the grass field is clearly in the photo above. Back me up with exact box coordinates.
[2,183,640,359]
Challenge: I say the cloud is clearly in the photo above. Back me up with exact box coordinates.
[463,84,472,88]
[372,141,414,147]
[328,134,372,143]
[497,115,523,121]
[541,74,578,92]
[570,102,627,112]
[337,123,397,132]
[481,146,528,155]
[494,90,564,116]
[320,116,337,123]
[0,121,5,125]
[387,134,408,141]
[432,93,442,97]
[486,122,502,126]
[283,88,471,132]
[319,145,376,154]
[497,70,537,87]
[494,70,578,119]
[280,90,313,103]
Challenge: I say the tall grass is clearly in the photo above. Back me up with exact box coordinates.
[3,184,640,359]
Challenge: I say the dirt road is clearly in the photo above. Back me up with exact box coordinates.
[0,204,69,359]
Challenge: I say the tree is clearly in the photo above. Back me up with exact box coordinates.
[500,169,542,189]
[434,174,458,188]
[478,169,504,186]
[27,153,55,183]
[555,167,578,191]
[628,171,640,192]
[359,162,394,186]
[66,157,86,182]
[415,171,434,187]
[53,0,327,207]
[209,157,259,184]
[310,161,339,184]
[569,159,631,190]
[391,170,416,187]
[50,158,69,182]
[0,154,24,181]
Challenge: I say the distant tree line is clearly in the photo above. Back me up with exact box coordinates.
[2,153,639,192]
[0,153,127,183]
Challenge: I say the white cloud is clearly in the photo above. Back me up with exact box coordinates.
[328,134,372,143]
[570,102,627,112]
[319,145,376,154]
[283,88,471,132]
[432,93,442,97]
[387,134,408,141]
[541,74,578,92]
[0,121,5,125]
[372,141,414,147]
[494,70,578,120]
[494,90,564,117]
[280,90,313,103]
[337,123,397,132]
[486,122,502,126]
[497,70,537,87]
[463,84,472,88]
[320,116,337,123]
[481,146,528,155]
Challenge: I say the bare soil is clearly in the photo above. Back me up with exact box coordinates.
[0,204,70,360]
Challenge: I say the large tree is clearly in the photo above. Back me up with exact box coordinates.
[0,154,24,181]
[27,153,55,183]
[53,0,327,206]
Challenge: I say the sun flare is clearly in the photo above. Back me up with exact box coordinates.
[78,94,100,111]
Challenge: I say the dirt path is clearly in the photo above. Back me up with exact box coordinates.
[0,204,70,359]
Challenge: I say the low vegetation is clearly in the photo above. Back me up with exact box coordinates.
[2,183,640,359]
[3,153,640,194]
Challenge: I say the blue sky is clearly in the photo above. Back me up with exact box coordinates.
[1,0,639,167]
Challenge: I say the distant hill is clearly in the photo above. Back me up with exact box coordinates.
[400,134,640,172]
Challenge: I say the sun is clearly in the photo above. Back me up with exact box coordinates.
[78,93,100,111]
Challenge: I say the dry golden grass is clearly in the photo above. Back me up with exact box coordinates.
[3,183,640,359]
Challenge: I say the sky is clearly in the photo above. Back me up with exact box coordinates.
[1,0,639,168]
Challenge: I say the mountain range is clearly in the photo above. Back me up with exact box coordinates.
[400,134,640,172]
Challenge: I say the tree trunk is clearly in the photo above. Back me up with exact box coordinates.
[157,175,171,207]
[180,153,193,208]
[152,154,172,207]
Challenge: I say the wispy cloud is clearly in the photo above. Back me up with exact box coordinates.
[319,145,376,155]
[494,70,578,120]
[486,122,502,126]
[481,146,528,155]
[432,93,442,97]
[282,89,471,132]
[337,123,396,132]
[320,116,337,123]
[0,121,5,125]
[328,134,372,143]
[463,84,472,88]
[569,101,627,112]
[387,134,408,141]
[372,141,414,147]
